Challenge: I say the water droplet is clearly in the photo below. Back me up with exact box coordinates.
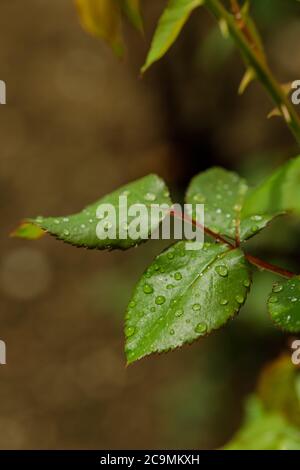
[143,284,153,294]
[251,225,259,233]
[243,279,251,288]
[291,297,298,303]
[54,219,60,225]
[220,299,228,306]
[155,296,166,305]
[63,229,70,236]
[273,284,283,293]
[175,309,184,317]
[166,284,174,290]
[192,303,201,311]
[144,192,156,202]
[216,208,222,214]
[251,215,263,221]
[169,329,175,336]
[195,323,207,335]
[235,295,244,304]
[193,193,206,203]
[63,217,69,222]
[89,219,94,224]
[269,295,278,304]
[215,265,228,277]
[167,252,174,260]
[81,224,86,229]
[174,272,182,281]
[129,301,136,308]
[159,267,165,273]
[125,326,135,338]
[154,264,160,271]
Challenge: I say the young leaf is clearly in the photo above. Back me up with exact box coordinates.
[186,167,276,241]
[125,241,251,364]
[242,155,300,219]
[142,0,204,73]
[10,222,45,240]
[120,0,143,33]
[75,0,124,56]
[14,174,172,251]
[268,277,300,333]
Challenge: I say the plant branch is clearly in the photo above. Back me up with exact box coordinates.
[171,210,296,279]
[204,0,300,146]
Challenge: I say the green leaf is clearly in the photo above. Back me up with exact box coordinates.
[75,0,124,56]
[120,0,143,33]
[142,0,204,73]
[242,155,300,219]
[186,167,277,242]
[268,277,300,333]
[10,222,45,240]
[125,241,251,364]
[14,174,172,251]
[258,355,300,426]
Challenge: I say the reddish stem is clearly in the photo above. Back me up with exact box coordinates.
[245,254,295,279]
[170,209,296,279]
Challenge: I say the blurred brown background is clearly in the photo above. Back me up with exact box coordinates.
[0,0,300,449]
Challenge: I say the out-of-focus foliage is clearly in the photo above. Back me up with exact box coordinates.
[75,0,143,56]
[224,356,300,450]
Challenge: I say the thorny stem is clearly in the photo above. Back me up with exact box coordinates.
[170,210,296,279]
[204,0,300,146]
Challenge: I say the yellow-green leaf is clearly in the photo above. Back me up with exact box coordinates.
[121,0,143,33]
[75,0,124,56]
[142,0,204,73]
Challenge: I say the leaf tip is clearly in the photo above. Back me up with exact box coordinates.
[10,221,46,240]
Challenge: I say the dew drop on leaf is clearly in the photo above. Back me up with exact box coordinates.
[143,284,153,294]
[144,192,156,202]
[125,326,135,338]
[155,295,166,305]
[273,284,283,293]
[220,298,229,306]
[269,295,278,303]
[192,303,201,311]
[235,294,244,304]
[195,323,207,335]
[175,309,184,317]
[174,272,182,281]
[215,265,228,277]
